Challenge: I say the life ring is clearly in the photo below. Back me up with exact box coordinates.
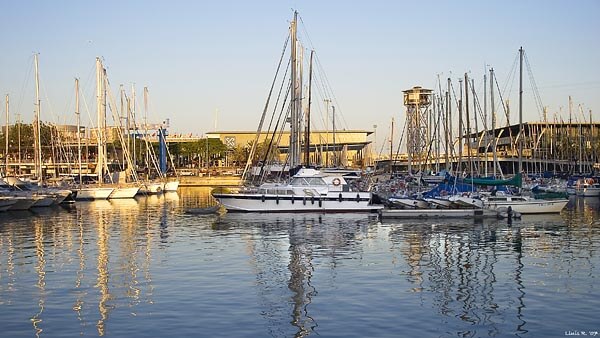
[332,178,341,186]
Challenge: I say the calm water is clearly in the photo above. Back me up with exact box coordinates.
[0,188,599,338]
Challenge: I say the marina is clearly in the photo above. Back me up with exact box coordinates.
[1,3,599,337]
[0,188,599,337]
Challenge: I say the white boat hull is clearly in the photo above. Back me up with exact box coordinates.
[449,195,484,209]
[485,198,568,214]
[75,187,115,200]
[575,186,600,197]
[109,186,140,199]
[31,195,55,207]
[388,197,430,209]
[139,182,163,195]
[424,197,454,208]
[164,180,179,192]
[213,192,382,212]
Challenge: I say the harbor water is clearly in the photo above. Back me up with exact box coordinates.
[0,188,599,337]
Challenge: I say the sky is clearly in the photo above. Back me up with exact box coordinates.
[1,0,599,150]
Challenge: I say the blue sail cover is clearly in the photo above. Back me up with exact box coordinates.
[423,182,474,198]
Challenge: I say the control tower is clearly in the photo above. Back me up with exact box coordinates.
[403,86,433,174]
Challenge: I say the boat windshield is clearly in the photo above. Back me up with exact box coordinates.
[290,177,327,186]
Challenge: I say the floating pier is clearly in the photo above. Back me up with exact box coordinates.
[379,208,499,219]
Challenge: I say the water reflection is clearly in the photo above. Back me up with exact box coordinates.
[0,191,598,337]
[31,219,46,338]
[96,206,110,336]
[216,212,373,337]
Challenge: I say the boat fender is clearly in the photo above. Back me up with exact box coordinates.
[356,193,360,202]
[338,193,343,202]
[311,196,315,204]
[261,194,265,202]
[276,196,279,204]
[318,198,322,207]
[291,196,295,204]
[303,197,306,205]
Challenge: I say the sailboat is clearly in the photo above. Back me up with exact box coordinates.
[1,54,75,205]
[74,58,140,199]
[73,74,113,200]
[480,48,567,214]
[212,11,381,213]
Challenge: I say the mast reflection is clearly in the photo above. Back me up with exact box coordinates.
[73,207,86,334]
[95,204,111,336]
[222,213,370,337]
[388,220,532,336]
[31,219,46,338]
[287,218,317,337]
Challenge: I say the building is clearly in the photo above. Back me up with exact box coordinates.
[380,121,600,176]
[207,130,374,168]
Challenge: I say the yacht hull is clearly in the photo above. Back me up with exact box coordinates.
[213,192,382,212]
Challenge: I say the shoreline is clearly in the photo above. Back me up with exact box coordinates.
[179,175,242,187]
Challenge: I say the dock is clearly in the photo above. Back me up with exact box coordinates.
[379,208,499,219]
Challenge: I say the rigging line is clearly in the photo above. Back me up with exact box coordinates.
[104,76,138,179]
[435,76,453,164]
[498,53,519,124]
[493,73,510,126]
[298,15,316,53]
[311,71,329,130]
[298,12,352,131]
[242,34,290,182]
[392,115,407,169]
[265,58,291,136]
[449,80,461,112]
[11,55,35,124]
[313,53,349,130]
[524,52,545,118]
[262,102,291,183]
[78,61,99,129]
[470,81,489,132]
[257,79,292,184]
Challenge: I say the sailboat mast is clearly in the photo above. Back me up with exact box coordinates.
[289,10,301,169]
[131,84,136,170]
[34,53,43,183]
[490,68,497,178]
[444,87,450,172]
[447,78,453,173]
[483,73,487,176]
[458,78,463,174]
[518,47,524,174]
[304,50,314,166]
[5,94,8,175]
[75,78,82,186]
[464,74,472,176]
[389,117,394,173]
[472,78,479,176]
[333,105,336,167]
[96,57,105,184]
[144,86,149,175]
